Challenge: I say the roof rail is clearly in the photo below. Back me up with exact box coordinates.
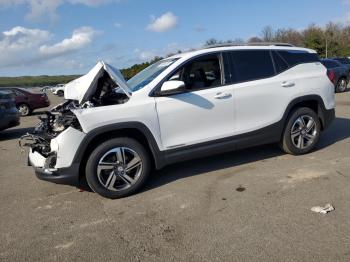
[247,42,295,47]
[203,42,295,49]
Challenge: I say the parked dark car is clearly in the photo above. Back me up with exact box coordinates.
[0,88,50,116]
[0,90,20,131]
[321,59,349,93]
[332,57,350,75]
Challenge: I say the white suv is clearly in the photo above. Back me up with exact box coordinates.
[23,44,335,199]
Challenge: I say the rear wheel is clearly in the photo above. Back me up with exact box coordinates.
[85,137,151,199]
[280,107,321,155]
[336,78,347,93]
[18,103,31,116]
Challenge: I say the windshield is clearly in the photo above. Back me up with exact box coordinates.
[127,58,178,91]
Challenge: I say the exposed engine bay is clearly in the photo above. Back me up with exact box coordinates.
[20,66,130,158]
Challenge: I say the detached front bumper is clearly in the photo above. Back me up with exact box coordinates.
[29,149,80,186]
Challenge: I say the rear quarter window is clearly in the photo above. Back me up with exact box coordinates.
[277,50,319,67]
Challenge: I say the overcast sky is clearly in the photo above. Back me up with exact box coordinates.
[0,0,349,76]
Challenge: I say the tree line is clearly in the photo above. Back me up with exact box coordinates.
[121,22,350,79]
[205,22,350,58]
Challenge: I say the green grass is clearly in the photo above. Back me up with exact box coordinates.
[0,75,81,87]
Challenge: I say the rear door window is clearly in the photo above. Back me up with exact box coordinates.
[228,50,275,83]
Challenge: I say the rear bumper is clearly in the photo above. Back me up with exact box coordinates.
[0,113,20,130]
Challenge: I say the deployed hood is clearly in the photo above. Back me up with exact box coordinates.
[64,61,132,104]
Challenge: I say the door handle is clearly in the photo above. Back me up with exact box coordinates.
[281,81,295,88]
[214,92,232,99]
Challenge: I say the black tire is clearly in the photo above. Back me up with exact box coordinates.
[17,103,31,116]
[85,137,151,199]
[57,90,64,97]
[280,107,321,155]
[335,78,348,93]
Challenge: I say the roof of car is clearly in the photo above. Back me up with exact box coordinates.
[0,87,41,94]
[321,58,336,61]
[167,44,316,60]
[321,58,343,64]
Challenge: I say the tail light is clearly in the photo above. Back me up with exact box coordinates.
[327,69,335,84]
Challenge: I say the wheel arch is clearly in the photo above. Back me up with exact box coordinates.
[74,122,163,182]
[17,102,31,109]
[283,95,328,131]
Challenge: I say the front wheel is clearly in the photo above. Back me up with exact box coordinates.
[85,138,151,199]
[280,107,321,155]
[57,90,64,97]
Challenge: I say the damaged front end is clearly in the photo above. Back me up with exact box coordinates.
[20,60,132,185]
[20,100,78,149]
[19,100,86,185]
[20,100,83,174]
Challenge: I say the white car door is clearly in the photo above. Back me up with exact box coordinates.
[155,54,235,150]
[226,50,296,135]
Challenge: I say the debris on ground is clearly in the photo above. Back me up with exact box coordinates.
[311,204,335,214]
[236,186,246,192]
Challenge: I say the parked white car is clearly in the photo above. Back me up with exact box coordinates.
[23,44,335,199]
[51,84,65,96]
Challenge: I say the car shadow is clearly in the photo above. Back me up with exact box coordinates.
[317,117,350,149]
[143,117,350,192]
[142,144,282,193]
[31,110,49,116]
[0,127,35,141]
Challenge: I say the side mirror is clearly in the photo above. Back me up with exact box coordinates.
[159,80,185,96]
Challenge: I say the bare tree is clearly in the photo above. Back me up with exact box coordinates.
[205,38,219,46]
[261,26,274,42]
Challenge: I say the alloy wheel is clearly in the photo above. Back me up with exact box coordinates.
[18,104,29,116]
[338,79,347,92]
[96,147,143,191]
[290,115,317,149]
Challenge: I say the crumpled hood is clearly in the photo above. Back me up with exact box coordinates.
[64,61,131,104]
